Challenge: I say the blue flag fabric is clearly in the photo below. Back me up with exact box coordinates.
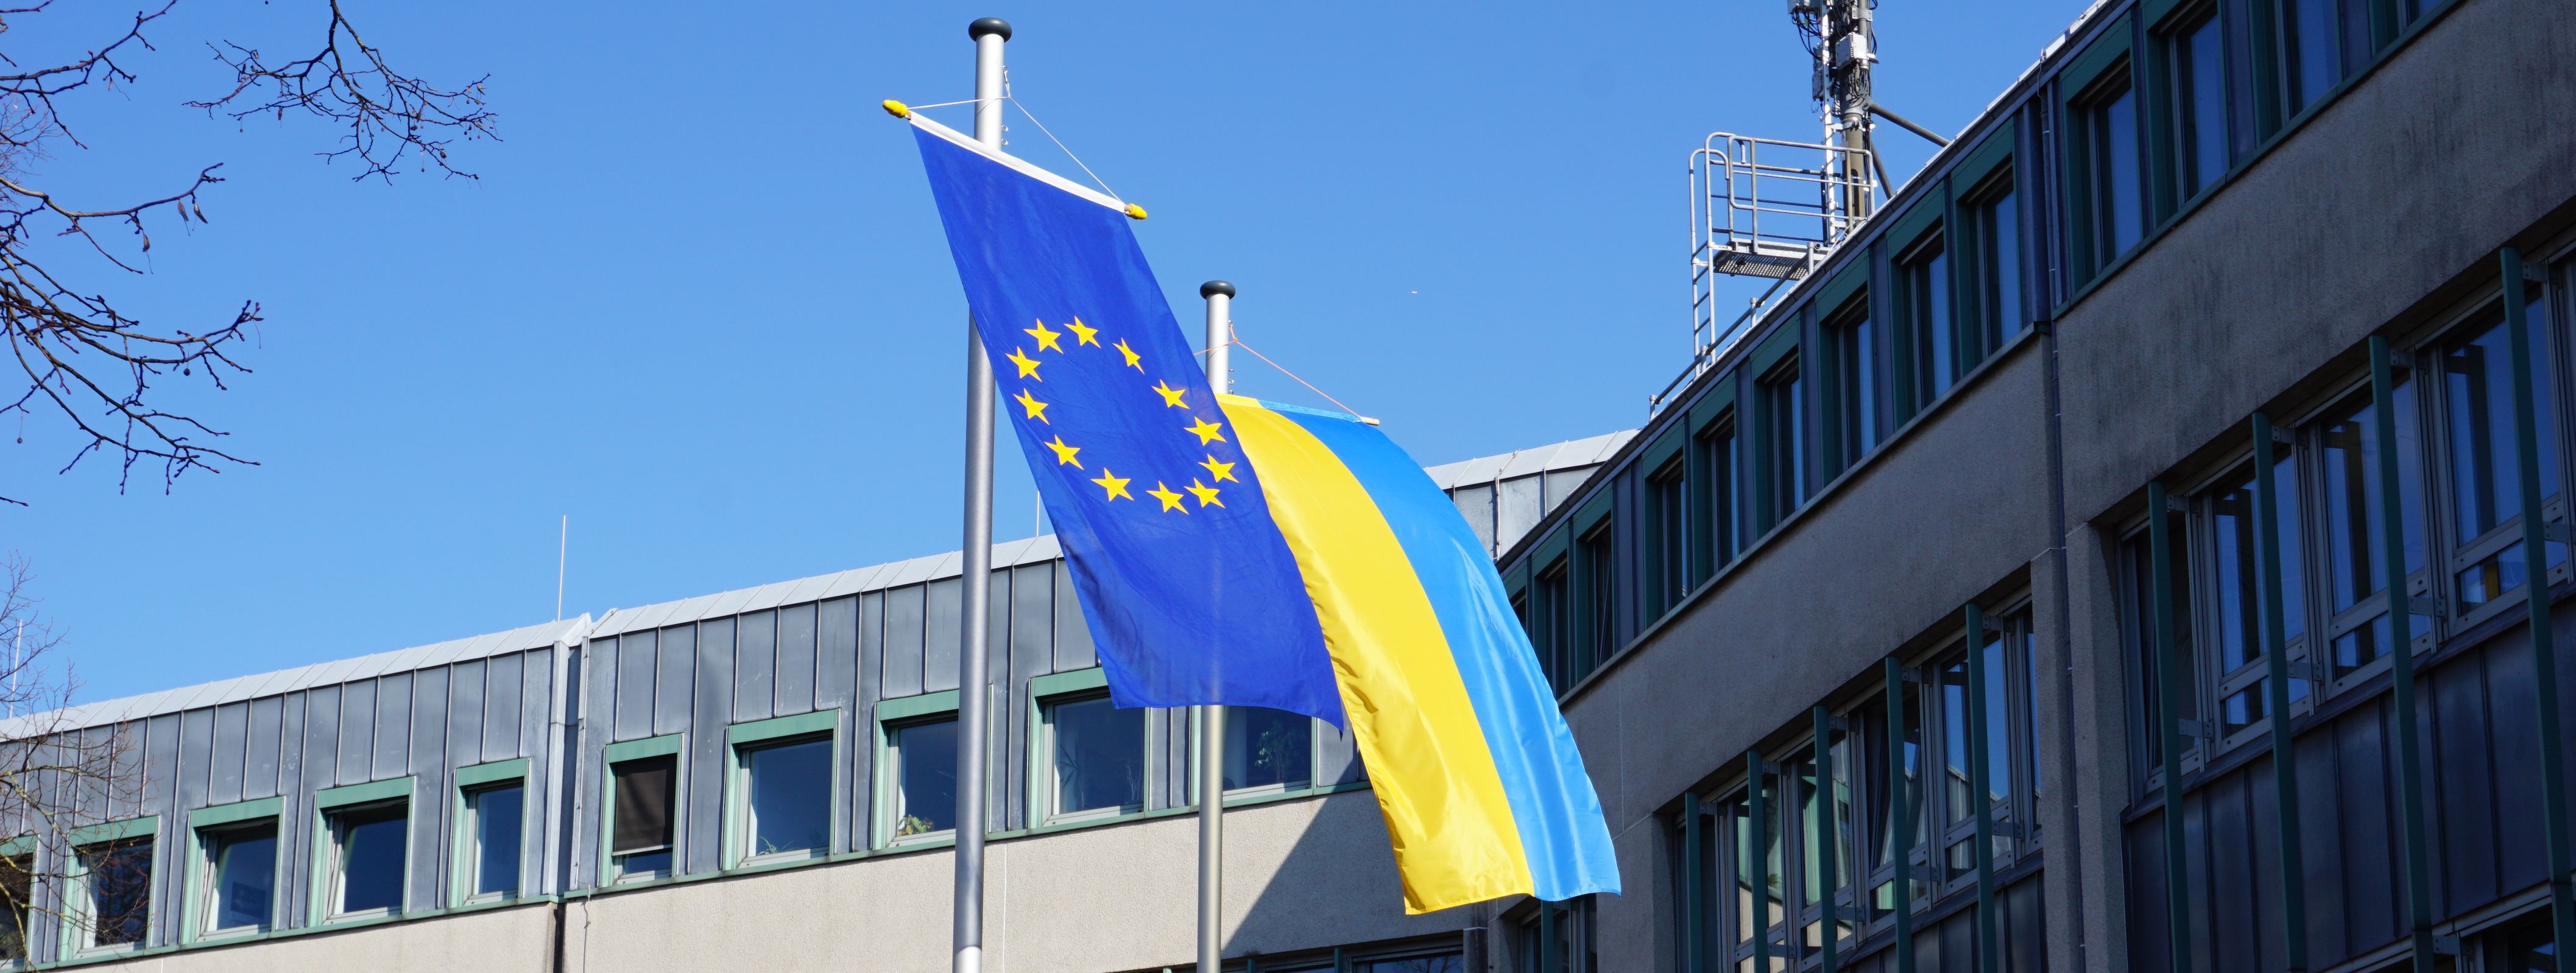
[910,122,1344,726]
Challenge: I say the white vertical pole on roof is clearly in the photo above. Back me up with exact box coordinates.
[556,515,568,622]
[1196,280,1235,973]
[955,16,1010,973]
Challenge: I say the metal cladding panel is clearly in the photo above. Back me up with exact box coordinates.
[735,609,778,723]
[339,680,381,779]
[819,596,859,853]
[654,625,698,736]
[614,630,656,742]
[1541,465,1599,511]
[882,585,926,700]
[208,700,249,806]
[685,616,734,876]
[520,649,554,760]
[526,650,563,895]
[299,684,342,919]
[1052,566,1096,671]
[407,666,451,912]
[1452,483,1497,555]
[2487,634,2550,893]
[1007,566,1052,831]
[448,658,487,771]
[775,602,818,717]
[2335,704,2401,955]
[485,651,524,762]
[574,642,613,889]
[855,592,885,851]
[985,573,1009,689]
[1318,715,1364,785]
[923,578,962,694]
[1497,474,1545,552]
[244,695,283,801]
[373,671,413,778]
[171,707,216,826]
[139,712,180,819]
[276,692,306,880]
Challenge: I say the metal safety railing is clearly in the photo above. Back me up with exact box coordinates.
[1664,133,1878,412]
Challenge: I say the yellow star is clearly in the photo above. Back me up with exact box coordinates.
[1012,388,1050,424]
[1113,338,1143,371]
[1067,317,1099,347]
[1090,468,1132,501]
[1185,416,1227,445]
[1042,435,1082,468]
[1199,454,1237,483]
[1147,482,1188,513]
[1151,380,1190,409]
[1185,479,1224,508]
[1025,319,1064,353]
[1006,348,1042,381]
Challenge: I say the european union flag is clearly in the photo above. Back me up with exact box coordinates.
[909,118,1343,726]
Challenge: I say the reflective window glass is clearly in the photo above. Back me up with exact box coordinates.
[204,824,275,932]
[467,783,522,897]
[1047,695,1146,818]
[1224,706,1312,792]
[80,838,152,947]
[744,737,831,858]
[892,718,959,839]
[331,804,406,915]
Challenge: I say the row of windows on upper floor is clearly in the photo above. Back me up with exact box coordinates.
[0,676,1350,964]
[1507,167,2022,695]
[2115,254,2576,787]
[1503,0,2461,697]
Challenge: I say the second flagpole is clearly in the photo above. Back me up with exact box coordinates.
[1197,280,1235,972]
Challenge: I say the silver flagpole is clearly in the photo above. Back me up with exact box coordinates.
[955,16,1009,973]
[1196,280,1235,972]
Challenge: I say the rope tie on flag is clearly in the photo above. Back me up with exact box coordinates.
[1219,323,1381,426]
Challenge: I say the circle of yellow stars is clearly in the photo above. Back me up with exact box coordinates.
[1001,316,1238,515]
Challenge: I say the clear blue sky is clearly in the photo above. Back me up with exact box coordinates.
[5,1,2086,702]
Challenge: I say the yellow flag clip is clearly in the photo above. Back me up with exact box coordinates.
[881,100,911,119]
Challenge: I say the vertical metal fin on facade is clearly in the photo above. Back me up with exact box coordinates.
[2248,412,2311,973]
[2500,247,2576,954]
[1962,604,1999,973]
[2366,336,2440,971]
[1884,656,1917,973]
[1813,706,1841,973]
[1748,749,1772,973]
[1539,899,1559,973]
[2144,480,2193,973]
[1685,791,1707,973]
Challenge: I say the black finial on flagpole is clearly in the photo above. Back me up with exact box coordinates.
[969,18,1012,41]
[1200,281,1237,299]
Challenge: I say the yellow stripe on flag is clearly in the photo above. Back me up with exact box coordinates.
[1221,396,1533,913]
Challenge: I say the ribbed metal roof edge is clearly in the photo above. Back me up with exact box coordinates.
[1,616,585,739]
[1425,431,1642,490]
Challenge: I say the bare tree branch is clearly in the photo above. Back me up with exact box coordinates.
[0,0,497,504]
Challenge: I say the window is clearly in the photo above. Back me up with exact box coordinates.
[2198,445,2310,744]
[2311,376,2427,681]
[0,849,27,961]
[888,717,958,842]
[198,822,275,935]
[2077,68,2145,275]
[1573,521,1616,680]
[739,736,831,862]
[1896,234,1953,416]
[324,803,406,917]
[1360,951,1466,973]
[1958,180,2023,362]
[2125,510,2201,779]
[609,754,677,880]
[2166,9,2230,200]
[1825,299,1877,469]
[1867,682,1925,917]
[1533,557,1571,690]
[1223,706,1313,793]
[72,837,152,950]
[462,782,523,899]
[2277,0,2340,115]
[1759,356,1806,523]
[1040,694,1146,823]
[1646,457,1688,617]
[1693,415,1743,575]
[2437,288,2566,616]
[1515,897,1597,973]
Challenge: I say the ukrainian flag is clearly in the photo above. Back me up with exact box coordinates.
[906,110,1618,912]
[1220,396,1621,912]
